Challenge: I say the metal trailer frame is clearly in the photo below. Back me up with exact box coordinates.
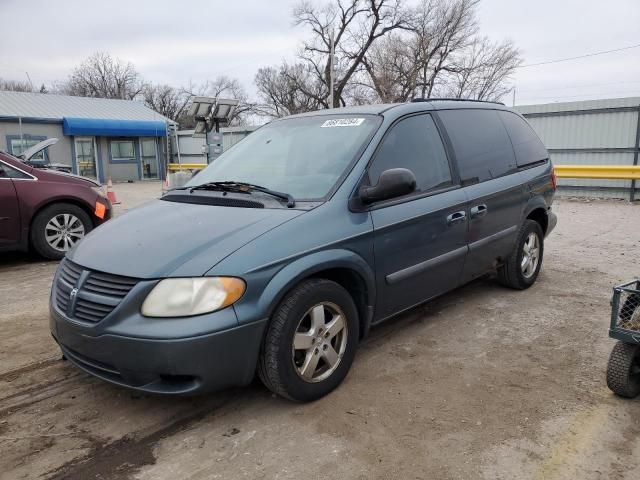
[609,279,640,345]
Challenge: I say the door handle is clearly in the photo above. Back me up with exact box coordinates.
[446,211,466,226]
[470,204,488,219]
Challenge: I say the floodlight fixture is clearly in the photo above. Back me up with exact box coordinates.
[188,96,216,117]
[189,96,240,138]
[211,98,239,121]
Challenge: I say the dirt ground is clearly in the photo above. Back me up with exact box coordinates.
[1,182,639,480]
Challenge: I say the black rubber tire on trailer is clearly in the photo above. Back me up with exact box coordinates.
[497,220,544,290]
[606,341,640,399]
[31,203,93,260]
[257,278,359,402]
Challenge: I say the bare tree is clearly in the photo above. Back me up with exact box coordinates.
[411,0,478,99]
[0,78,34,92]
[360,32,419,102]
[361,0,519,102]
[438,37,520,100]
[60,52,144,100]
[255,63,327,117]
[142,83,191,122]
[293,0,408,107]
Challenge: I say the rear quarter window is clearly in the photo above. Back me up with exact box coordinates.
[438,109,516,184]
[498,111,549,167]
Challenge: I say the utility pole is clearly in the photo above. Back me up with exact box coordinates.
[329,28,335,109]
[512,87,516,107]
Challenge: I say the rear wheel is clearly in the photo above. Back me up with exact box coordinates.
[498,220,544,290]
[31,203,92,260]
[258,279,359,402]
[606,341,640,398]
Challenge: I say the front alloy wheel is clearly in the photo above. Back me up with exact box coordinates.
[258,278,359,402]
[292,302,348,383]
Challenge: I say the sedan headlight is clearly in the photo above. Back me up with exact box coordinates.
[141,277,245,317]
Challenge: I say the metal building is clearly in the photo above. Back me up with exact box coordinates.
[173,126,258,164]
[0,91,173,183]
[516,97,640,200]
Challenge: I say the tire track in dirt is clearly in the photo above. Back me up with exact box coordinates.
[44,389,244,480]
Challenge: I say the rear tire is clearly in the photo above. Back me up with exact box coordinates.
[498,220,544,290]
[258,279,359,402]
[31,203,93,260]
[606,341,640,398]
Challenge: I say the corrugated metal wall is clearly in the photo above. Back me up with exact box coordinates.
[173,126,257,164]
[515,97,640,200]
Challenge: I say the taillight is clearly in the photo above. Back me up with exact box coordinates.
[551,165,557,190]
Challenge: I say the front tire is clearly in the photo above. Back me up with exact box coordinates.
[258,279,359,402]
[498,220,544,290]
[31,203,93,260]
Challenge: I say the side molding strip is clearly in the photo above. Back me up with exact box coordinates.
[386,246,468,285]
[469,225,518,252]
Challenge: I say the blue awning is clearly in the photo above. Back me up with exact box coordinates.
[63,117,167,137]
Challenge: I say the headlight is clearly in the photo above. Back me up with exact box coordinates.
[141,277,245,317]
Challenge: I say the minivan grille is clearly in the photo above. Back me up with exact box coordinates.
[55,259,139,323]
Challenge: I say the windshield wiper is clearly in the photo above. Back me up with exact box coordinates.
[180,181,296,208]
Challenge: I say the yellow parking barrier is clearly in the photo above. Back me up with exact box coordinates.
[167,163,207,171]
[555,165,640,180]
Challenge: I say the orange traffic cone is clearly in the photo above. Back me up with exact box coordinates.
[162,176,170,193]
[106,177,121,204]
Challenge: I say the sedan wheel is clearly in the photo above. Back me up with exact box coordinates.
[45,213,86,252]
[31,203,93,260]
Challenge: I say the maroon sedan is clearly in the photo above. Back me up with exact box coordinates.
[0,146,111,260]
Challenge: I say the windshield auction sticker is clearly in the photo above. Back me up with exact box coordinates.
[321,118,365,128]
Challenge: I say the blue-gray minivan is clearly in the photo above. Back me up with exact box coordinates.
[50,100,557,401]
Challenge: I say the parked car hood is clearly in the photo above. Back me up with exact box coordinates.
[68,199,306,278]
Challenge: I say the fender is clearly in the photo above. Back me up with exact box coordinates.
[522,195,548,220]
[246,248,376,336]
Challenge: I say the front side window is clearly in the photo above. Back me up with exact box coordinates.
[111,140,136,161]
[368,114,452,195]
[9,137,47,162]
[438,109,516,183]
[187,115,381,200]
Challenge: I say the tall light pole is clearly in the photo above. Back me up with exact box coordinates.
[329,29,335,109]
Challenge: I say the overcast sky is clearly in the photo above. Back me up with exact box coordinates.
[0,0,638,106]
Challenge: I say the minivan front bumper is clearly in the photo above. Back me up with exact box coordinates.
[50,305,267,395]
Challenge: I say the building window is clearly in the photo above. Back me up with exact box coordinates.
[8,136,47,162]
[110,140,136,161]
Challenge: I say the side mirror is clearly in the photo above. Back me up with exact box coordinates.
[359,168,417,204]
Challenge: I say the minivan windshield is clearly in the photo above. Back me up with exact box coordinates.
[186,114,381,201]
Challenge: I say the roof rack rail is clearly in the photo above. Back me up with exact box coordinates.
[410,97,505,106]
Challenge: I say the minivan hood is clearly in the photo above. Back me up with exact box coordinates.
[68,199,305,278]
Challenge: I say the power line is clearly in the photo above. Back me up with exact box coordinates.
[519,43,640,68]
